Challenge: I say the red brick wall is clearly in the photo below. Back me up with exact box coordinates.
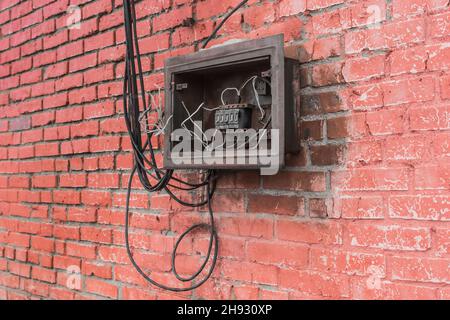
[0,0,449,300]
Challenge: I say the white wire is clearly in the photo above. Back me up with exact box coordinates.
[219,75,266,120]
[146,114,173,136]
[139,88,174,136]
[251,77,265,120]
[181,101,212,148]
[220,87,240,105]
[142,75,271,149]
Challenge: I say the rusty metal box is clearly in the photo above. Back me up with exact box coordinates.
[163,34,299,170]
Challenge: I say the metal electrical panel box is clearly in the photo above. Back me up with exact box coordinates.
[163,34,299,170]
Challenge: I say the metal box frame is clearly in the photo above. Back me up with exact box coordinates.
[163,34,298,170]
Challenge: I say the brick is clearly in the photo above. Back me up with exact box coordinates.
[35,142,59,157]
[43,92,68,110]
[332,168,409,191]
[301,120,323,140]
[9,116,31,131]
[85,278,118,299]
[366,109,404,136]
[247,241,309,267]
[139,33,170,54]
[409,105,448,131]
[311,8,351,35]
[384,135,428,161]
[352,278,437,300]
[336,197,384,219]
[279,269,349,298]
[8,176,29,188]
[31,19,55,38]
[384,19,426,48]
[248,194,302,215]
[53,190,80,205]
[31,80,55,97]
[89,136,121,153]
[87,173,119,189]
[31,236,54,253]
[83,101,115,120]
[390,256,449,283]
[393,0,448,18]
[427,44,450,72]
[153,6,192,30]
[42,0,67,19]
[382,76,434,107]
[69,53,97,73]
[66,242,96,259]
[83,64,114,85]
[309,198,333,218]
[415,165,450,190]
[278,0,306,17]
[67,207,96,223]
[432,132,450,158]
[8,231,30,248]
[389,47,427,76]
[32,175,56,188]
[301,90,343,115]
[32,111,55,127]
[348,223,431,251]
[59,173,87,188]
[243,3,275,28]
[44,126,70,141]
[55,106,83,123]
[122,287,156,300]
[80,226,112,244]
[310,248,385,276]
[56,40,83,61]
[82,261,112,279]
[53,255,81,270]
[44,30,68,50]
[307,0,344,10]
[55,74,83,91]
[327,117,349,139]
[60,139,89,155]
[9,261,31,278]
[310,144,345,166]
[81,190,111,207]
[98,45,126,64]
[440,75,450,100]
[343,55,385,82]
[435,228,450,257]
[71,121,99,139]
[428,11,450,40]
[53,225,80,241]
[389,195,449,221]
[263,171,326,192]
[21,9,43,28]
[312,62,344,87]
[11,1,32,19]
[277,220,343,245]
[218,217,273,240]
[20,69,42,87]
[84,31,114,52]
[12,57,32,74]
[68,86,97,105]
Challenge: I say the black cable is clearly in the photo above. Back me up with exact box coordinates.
[125,166,218,292]
[202,0,249,49]
[121,0,231,292]
[122,0,248,292]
